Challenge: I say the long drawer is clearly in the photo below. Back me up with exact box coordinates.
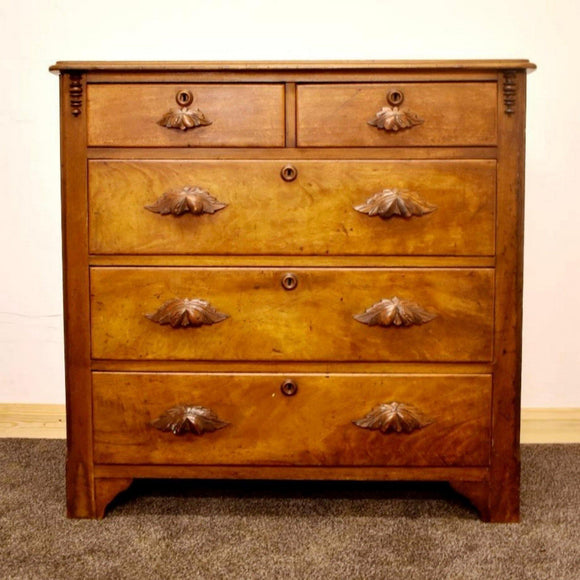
[297,83,497,147]
[89,160,496,256]
[90,267,494,362]
[87,84,285,147]
[93,372,492,466]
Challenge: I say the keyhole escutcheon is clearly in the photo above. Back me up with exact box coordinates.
[387,89,404,106]
[281,273,298,291]
[176,89,194,107]
[281,164,298,182]
[281,379,298,396]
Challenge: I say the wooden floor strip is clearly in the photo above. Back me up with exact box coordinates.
[0,404,66,439]
[0,404,578,443]
[520,409,580,444]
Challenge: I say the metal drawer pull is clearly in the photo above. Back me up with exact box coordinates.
[151,405,229,436]
[368,90,423,132]
[145,186,227,217]
[354,188,437,219]
[158,90,212,131]
[354,296,437,327]
[146,298,228,328]
[353,402,431,434]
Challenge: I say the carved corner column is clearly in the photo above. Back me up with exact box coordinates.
[490,69,528,522]
[60,71,95,517]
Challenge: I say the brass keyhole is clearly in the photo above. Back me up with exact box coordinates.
[176,89,194,107]
[387,89,404,106]
[281,164,298,182]
[281,379,298,396]
[281,273,298,291]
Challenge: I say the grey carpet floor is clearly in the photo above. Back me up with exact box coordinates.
[0,440,578,580]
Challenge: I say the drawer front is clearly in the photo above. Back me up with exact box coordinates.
[93,372,492,466]
[89,160,495,256]
[87,84,285,147]
[297,83,497,147]
[91,267,494,362]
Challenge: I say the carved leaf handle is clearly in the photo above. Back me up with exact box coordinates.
[368,91,423,132]
[146,298,228,328]
[368,107,423,132]
[158,89,212,131]
[353,402,431,433]
[354,189,437,219]
[354,296,437,327]
[151,405,229,436]
[145,186,227,217]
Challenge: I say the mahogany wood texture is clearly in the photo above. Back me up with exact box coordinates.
[59,73,95,518]
[87,147,498,160]
[94,478,133,519]
[89,255,495,268]
[449,480,492,522]
[94,465,489,483]
[52,60,533,521]
[92,372,491,467]
[488,70,528,522]
[297,83,497,147]
[90,267,494,362]
[87,84,285,147]
[88,160,495,256]
[50,60,536,73]
[92,361,493,374]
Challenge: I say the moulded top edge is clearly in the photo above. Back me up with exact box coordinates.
[49,59,537,74]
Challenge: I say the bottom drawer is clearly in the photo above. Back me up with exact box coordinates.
[93,372,491,467]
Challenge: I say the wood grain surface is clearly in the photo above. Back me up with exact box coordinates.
[4,405,577,444]
[88,160,496,256]
[52,61,534,521]
[87,147,498,160]
[90,267,494,362]
[88,84,285,147]
[50,60,537,73]
[92,372,492,466]
[297,83,497,147]
[487,70,528,522]
[59,73,96,518]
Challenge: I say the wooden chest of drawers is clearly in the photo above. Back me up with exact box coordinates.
[51,60,535,521]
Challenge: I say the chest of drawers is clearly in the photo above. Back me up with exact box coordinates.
[51,60,535,521]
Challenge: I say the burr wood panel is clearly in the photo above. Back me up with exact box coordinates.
[92,373,492,466]
[88,160,495,256]
[297,83,497,147]
[87,84,285,147]
[90,267,494,362]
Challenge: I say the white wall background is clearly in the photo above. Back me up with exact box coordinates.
[0,0,578,406]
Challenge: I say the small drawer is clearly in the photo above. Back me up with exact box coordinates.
[297,83,497,147]
[90,267,494,362]
[87,84,285,147]
[93,372,492,467]
[88,159,495,256]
